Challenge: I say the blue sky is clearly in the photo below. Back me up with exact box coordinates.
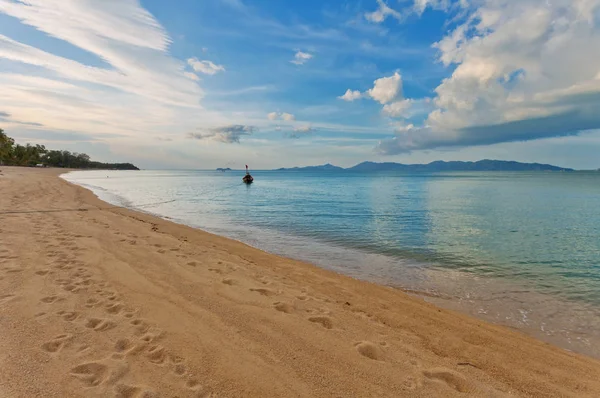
[1,0,600,169]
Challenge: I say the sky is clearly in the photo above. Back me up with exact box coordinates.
[1,0,600,170]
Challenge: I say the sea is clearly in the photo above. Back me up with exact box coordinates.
[63,169,600,358]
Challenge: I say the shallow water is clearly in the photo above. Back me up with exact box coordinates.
[63,169,600,358]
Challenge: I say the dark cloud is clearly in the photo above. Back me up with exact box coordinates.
[376,108,600,155]
[288,126,316,139]
[0,111,44,127]
[15,121,44,127]
[188,124,255,143]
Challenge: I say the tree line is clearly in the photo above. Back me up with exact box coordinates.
[0,128,138,170]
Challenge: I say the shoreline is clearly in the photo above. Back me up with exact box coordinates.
[2,166,600,397]
[63,169,600,360]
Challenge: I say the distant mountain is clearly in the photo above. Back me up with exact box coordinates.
[216,167,232,171]
[276,163,344,172]
[276,160,573,172]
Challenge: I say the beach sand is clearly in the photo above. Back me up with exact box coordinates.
[1,167,599,398]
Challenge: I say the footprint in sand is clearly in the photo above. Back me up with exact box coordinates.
[122,311,136,319]
[208,268,223,274]
[146,345,167,365]
[114,383,156,398]
[35,269,49,276]
[59,311,80,322]
[105,302,124,314]
[139,329,163,344]
[41,334,72,353]
[85,317,116,332]
[85,298,103,308]
[70,362,108,387]
[62,284,81,293]
[114,338,137,355]
[0,294,16,304]
[167,354,187,377]
[173,363,187,376]
[273,302,294,314]
[354,341,384,361]
[131,319,150,335]
[221,278,236,285]
[422,368,472,393]
[249,288,276,297]
[40,295,60,304]
[187,261,198,267]
[308,316,333,329]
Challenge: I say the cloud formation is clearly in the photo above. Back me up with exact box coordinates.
[0,0,226,143]
[382,99,413,117]
[290,51,313,65]
[365,0,402,23]
[338,89,362,101]
[187,58,225,75]
[188,125,254,143]
[267,112,295,121]
[377,0,600,154]
[289,125,315,139]
[339,72,403,105]
[367,72,402,104]
[413,0,449,15]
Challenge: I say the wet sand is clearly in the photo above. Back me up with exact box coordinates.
[1,166,600,397]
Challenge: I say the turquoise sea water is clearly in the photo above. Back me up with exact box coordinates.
[64,170,600,357]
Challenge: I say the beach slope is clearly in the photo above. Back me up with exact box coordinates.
[1,167,599,397]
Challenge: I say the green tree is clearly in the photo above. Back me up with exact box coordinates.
[0,128,15,165]
[0,128,138,170]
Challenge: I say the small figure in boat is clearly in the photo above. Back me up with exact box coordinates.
[242,164,254,184]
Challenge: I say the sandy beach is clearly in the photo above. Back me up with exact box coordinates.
[0,167,599,398]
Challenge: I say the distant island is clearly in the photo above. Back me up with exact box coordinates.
[216,167,232,172]
[0,128,139,170]
[276,160,573,172]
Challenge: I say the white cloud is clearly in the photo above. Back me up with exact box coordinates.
[290,51,313,65]
[187,58,225,75]
[367,72,402,104]
[382,99,413,117]
[339,72,403,109]
[413,0,449,15]
[338,89,362,101]
[290,125,315,138]
[365,0,402,23]
[395,122,416,132]
[184,72,200,81]
[0,0,229,142]
[188,125,254,143]
[267,112,295,121]
[294,125,314,133]
[377,0,600,154]
[281,112,295,121]
[382,98,433,118]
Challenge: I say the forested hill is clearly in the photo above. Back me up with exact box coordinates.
[0,129,139,170]
[277,160,573,172]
